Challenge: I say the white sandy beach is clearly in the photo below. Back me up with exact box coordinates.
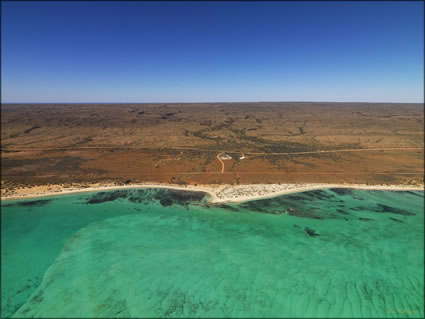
[1,182,423,203]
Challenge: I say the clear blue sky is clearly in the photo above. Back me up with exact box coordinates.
[1,1,424,103]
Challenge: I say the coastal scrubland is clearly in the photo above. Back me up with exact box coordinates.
[1,102,423,196]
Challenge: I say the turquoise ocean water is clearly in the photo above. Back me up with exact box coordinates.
[1,188,424,318]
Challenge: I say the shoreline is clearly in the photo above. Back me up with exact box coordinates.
[1,182,423,203]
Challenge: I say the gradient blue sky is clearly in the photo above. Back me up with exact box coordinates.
[1,1,424,103]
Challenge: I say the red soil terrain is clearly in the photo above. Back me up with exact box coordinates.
[1,102,423,194]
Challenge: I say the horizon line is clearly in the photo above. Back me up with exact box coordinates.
[1,100,424,104]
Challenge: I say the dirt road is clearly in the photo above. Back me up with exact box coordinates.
[216,153,225,173]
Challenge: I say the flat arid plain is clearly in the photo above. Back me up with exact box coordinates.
[1,102,424,197]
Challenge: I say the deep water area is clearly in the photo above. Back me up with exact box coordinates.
[1,188,424,318]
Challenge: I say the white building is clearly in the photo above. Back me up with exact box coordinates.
[220,154,232,160]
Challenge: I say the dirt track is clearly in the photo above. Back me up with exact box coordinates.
[216,153,225,173]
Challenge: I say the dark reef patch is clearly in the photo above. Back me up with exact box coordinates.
[329,188,354,196]
[239,191,334,217]
[283,194,307,201]
[170,189,205,202]
[336,209,350,215]
[350,206,369,213]
[405,191,424,197]
[374,204,415,216]
[300,190,333,201]
[128,189,146,203]
[268,210,287,215]
[352,204,415,216]
[85,190,129,204]
[158,197,174,206]
[154,189,206,207]
[304,227,319,237]
[127,189,154,204]
[240,201,270,213]
[287,208,323,219]
[216,204,239,212]
[3,199,52,208]
[83,188,206,206]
